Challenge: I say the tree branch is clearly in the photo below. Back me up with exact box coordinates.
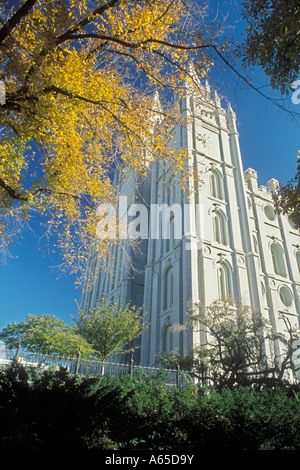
[56,0,121,45]
[42,84,150,144]
[0,176,28,201]
[0,0,38,45]
[0,175,95,209]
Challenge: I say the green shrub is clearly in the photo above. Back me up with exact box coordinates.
[179,385,300,450]
[0,364,299,450]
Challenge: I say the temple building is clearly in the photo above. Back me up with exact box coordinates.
[81,74,300,374]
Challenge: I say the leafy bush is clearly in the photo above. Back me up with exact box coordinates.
[179,385,300,450]
[0,363,299,450]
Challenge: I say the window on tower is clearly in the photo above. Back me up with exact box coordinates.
[296,251,300,275]
[162,323,173,354]
[279,285,293,307]
[253,235,261,267]
[213,211,227,245]
[209,170,224,200]
[165,215,175,253]
[164,266,174,310]
[217,262,233,301]
[271,242,287,277]
[170,215,175,249]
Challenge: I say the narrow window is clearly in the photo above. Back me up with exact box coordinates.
[296,251,300,275]
[170,215,175,249]
[210,173,218,198]
[213,212,227,245]
[162,324,173,354]
[164,267,174,310]
[217,263,233,300]
[253,235,261,267]
[209,170,223,200]
[165,215,175,253]
[271,243,287,277]
[213,214,221,243]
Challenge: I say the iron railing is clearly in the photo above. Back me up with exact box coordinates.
[0,346,193,388]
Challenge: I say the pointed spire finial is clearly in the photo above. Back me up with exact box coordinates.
[214,90,221,106]
[228,102,234,114]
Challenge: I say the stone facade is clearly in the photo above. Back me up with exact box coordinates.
[81,77,300,370]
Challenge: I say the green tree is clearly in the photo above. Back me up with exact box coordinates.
[237,0,300,95]
[188,300,300,388]
[0,314,93,356]
[235,1,300,226]
[75,297,148,360]
[273,156,300,229]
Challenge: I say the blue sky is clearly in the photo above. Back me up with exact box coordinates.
[0,0,299,329]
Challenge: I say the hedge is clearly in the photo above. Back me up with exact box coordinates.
[0,362,299,450]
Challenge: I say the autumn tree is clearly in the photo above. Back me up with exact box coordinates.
[75,297,147,360]
[0,0,220,278]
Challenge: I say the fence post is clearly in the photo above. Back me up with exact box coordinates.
[75,348,81,374]
[176,363,180,389]
[130,355,134,376]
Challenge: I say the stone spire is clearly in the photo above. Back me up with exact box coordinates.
[149,89,163,125]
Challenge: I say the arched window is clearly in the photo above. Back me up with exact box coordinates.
[166,176,176,206]
[271,243,287,277]
[169,179,176,206]
[165,215,175,253]
[253,235,258,253]
[210,172,217,198]
[217,263,233,300]
[113,246,122,288]
[164,266,174,310]
[213,212,227,245]
[253,235,261,267]
[162,323,173,354]
[209,170,223,200]
[170,215,175,249]
[296,251,300,275]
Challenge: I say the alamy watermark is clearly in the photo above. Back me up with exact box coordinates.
[292,80,300,105]
[96,196,204,250]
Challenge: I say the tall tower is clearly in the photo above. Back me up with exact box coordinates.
[81,76,300,371]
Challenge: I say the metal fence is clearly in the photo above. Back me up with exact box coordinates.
[0,346,194,388]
